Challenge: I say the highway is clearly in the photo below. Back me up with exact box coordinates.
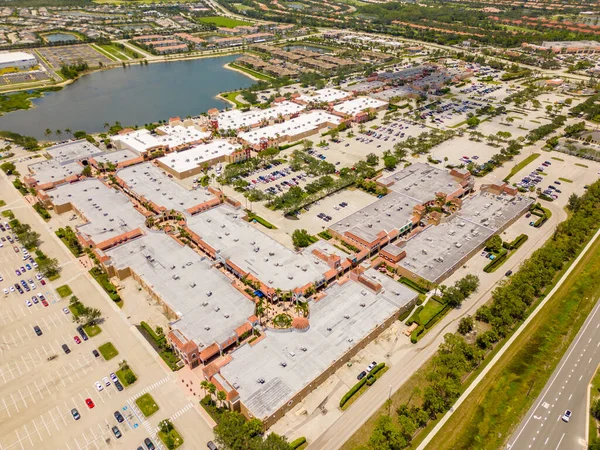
[507,298,600,450]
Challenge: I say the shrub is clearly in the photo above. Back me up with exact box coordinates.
[405,305,424,326]
[340,377,369,408]
[398,307,414,322]
[399,276,429,294]
[410,325,424,344]
[289,437,307,449]
[141,321,165,345]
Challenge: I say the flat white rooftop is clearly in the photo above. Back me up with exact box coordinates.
[238,110,341,145]
[112,129,163,155]
[46,140,105,165]
[330,192,419,243]
[105,233,255,349]
[0,51,36,65]
[297,88,350,104]
[217,101,305,131]
[155,125,211,148]
[220,269,417,420]
[117,162,216,211]
[379,162,466,204]
[186,204,326,291]
[157,140,240,175]
[49,179,146,244]
[28,160,80,185]
[332,97,388,116]
[93,149,140,166]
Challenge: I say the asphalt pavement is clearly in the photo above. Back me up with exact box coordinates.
[507,297,600,450]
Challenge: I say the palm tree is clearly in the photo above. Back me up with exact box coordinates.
[103,123,110,131]
[217,390,227,408]
[207,382,216,401]
[65,128,72,138]
[44,128,52,138]
[56,129,62,138]
[200,380,209,396]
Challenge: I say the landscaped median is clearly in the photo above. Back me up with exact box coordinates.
[137,321,181,371]
[340,363,388,410]
[158,419,183,450]
[590,366,600,449]
[503,153,540,182]
[98,342,119,361]
[136,393,159,417]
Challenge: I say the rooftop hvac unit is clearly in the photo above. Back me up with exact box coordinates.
[326,327,332,332]
[204,326,210,331]
[202,301,208,307]
[172,274,179,280]
[206,291,212,297]
[280,362,287,367]
[257,378,265,384]
[455,242,462,248]
[361,291,367,296]
[344,315,350,319]
[214,306,220,312]
[224,314,229,319]
[189,282,196,288]
[300,347,307,352]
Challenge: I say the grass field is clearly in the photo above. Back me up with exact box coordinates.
[504,153,540,181]
[198,16,252,28]
[425,235,600,450]
[590,367,600,446]
[136,393,159,417]
[220,91,246,108]
[56,285,72,298]
[98,342,119,361]
[159,426,184,449]
[418,298,445,324]
[228,62,275,81]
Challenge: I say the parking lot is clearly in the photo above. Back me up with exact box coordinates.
[0,222,165,450]
[36,45,113,70]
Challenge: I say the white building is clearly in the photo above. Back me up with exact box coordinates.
[0,51,37,70]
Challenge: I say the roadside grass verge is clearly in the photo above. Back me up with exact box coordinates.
[98,342,119,361]
[590,367,600,446]
[503,153,540,182]
[341,366,389,411]
[136,393,159,417]
[56,284,72,298]
[425,235,600,450]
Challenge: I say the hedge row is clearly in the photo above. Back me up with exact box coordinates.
[534,215,548,228]
[141,321,165,345]
[483,249,508,273]
[399,276,429,294]
[398,306,414,322]
[510,234,528,250]
[339,377,369,408]
[410,325,425,344]
[405,305,424,326]
[424,305,450,329]
[289,437,307,449]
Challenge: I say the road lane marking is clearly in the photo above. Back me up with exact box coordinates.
[554,433,565,450]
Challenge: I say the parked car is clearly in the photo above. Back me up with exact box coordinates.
[33,325,42,336]
[62,344,71,354]
[92,349,100,358]
[144,438,156,450]
[357,371,367,381]
[366,361,377,372]
[111,426,122,439]
[114,411,124,423]
[71,408,80,420]
[85,398,95,409]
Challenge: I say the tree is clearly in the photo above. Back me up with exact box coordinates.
[443,286,465,308]
[302,139,313,150]
[18,230,40,250]
[37,256,59,278]
[591,398,600,420]
[383,154,398,170]
[368,415,407,450]
[366,152,379,166]
[0,161,17,175]
[485,235,503,253]
[158,419,173,434]
[329,128,339,141]
[455,274,480,297]
[567,193,580,212]
[292,229,312,248]
[393,144,408,161]
[458,316,474,335]
[207,382,216,399]
[466,116,480,128]
[81,165,92,177]
[82,307,102,326]
[217,390,227,408]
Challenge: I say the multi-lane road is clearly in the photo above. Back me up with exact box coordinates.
[507,298,600,450]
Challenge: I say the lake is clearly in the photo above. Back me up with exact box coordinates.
[0,55,253,139]
[44,33,80,43]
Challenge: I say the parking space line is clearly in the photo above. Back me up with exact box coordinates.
[74,437,83,450]
[18,389,27,408]
[2,397,10,418]
[32,418,43,441]
[41,376,53,397]
[13,427,25,450]
[20,355,29,373]
[39,412,51,437]
[9,393,18,413]
[22,424,33,447]
[41,316,51,330]
[26,385,35,404]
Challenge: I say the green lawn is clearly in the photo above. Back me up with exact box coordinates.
[1,209,13,218]
[220,91,246,108]
[56,285,72,298]
[136,393,159,417]
[198,16,252,28]
[116,366,137,387]
[228,63,274,81]
[83,324,102,337]
[98,342,119,361]
[159,427,184,449]
[504,153,540,181]
[558,177,573,183]
[418,298,445,324]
